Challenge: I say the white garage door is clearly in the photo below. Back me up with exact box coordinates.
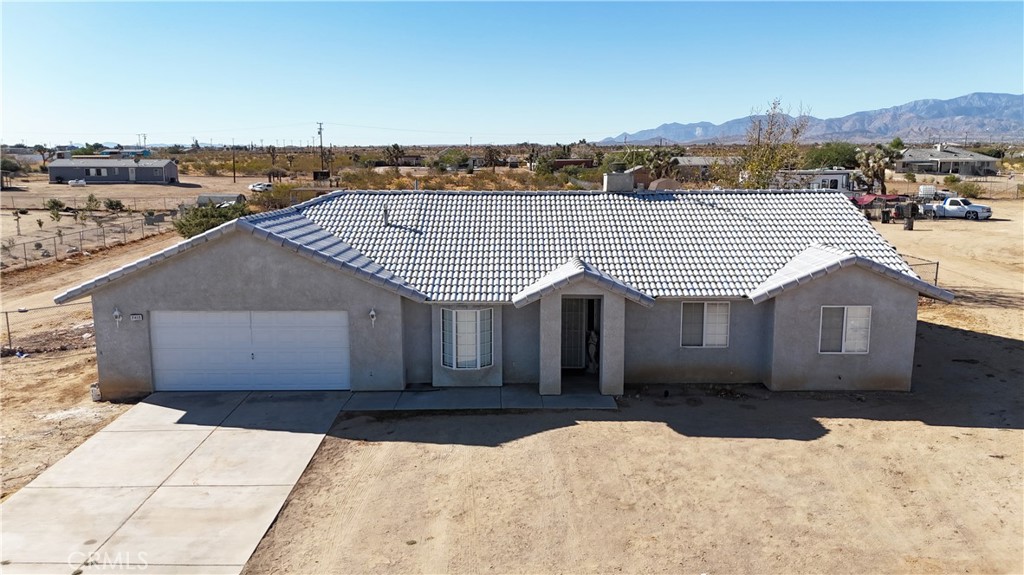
[151,311,350,391]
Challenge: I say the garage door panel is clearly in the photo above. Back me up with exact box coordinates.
[151,311,350,391]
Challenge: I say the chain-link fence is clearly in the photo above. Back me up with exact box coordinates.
[901,253,940,286]
[1,196,196,212]
[1,216,175,269]
[1,303,94,354]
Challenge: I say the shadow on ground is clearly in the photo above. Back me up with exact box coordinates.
[329,321,1023,446]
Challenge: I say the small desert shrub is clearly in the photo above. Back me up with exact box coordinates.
[903,172,916,182]
[950,181,982,199]
[104,198,125,212]
[943,175,961,185]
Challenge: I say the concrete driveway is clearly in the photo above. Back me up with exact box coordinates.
[0,391,347,575]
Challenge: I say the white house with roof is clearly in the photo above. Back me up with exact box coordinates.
[55,189,952,400]
[895,144,999,176]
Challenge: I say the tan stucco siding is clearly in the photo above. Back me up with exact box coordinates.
[768,265,919,391]
[90,231,405,399]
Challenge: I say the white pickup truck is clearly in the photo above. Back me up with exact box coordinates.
[923,197,992,220]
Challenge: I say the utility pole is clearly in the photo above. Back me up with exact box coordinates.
[232,138,237,183]
[317,122,325,170]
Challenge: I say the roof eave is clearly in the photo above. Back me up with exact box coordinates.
[746,256,954,304]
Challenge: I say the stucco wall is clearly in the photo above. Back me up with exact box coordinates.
[535,282,626,395]
[430,305,504,387]
[89,231,405,399]
[769,265,919,391]
[503,303,540,384]
[623,298,771,385]
[402,300,432,384]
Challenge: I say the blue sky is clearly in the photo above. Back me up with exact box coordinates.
[2,1,1022,146]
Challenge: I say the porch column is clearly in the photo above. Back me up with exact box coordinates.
[599,294,625,396]
[539,296,561,395]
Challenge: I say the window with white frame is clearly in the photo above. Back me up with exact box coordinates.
[86,168,108,177]
[681,302,730,347]
[154,168,162,177]
[442,308,493,369]
[819,306,871,353]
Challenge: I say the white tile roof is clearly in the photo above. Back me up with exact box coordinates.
[747,244,953,304]
[293,189,925,302]
[55,189,952,306]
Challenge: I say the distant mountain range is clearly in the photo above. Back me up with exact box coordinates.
[600,93,1024,146]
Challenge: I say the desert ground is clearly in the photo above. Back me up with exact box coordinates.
[1,180,1021,571]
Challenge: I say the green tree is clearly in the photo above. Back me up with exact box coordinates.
[33,145,55,167]
[803,142,859,169]
[383,143,405,169]
[166,144,186,154]
[645,147,686,179]
[889,137,905,150]
[855,145,899,194]
[84,193,101,219]
[483,146,502,171]
[740,99,810,189]
[439,149,468,170]
[1,156,23,173]
[173,203,250,238]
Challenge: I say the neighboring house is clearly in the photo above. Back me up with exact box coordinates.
[778,169,863,193]
[55,189,952,401]
[670,156,741,180]
[896,144,999,176]
[48,158,178,184]
[397,155,423,167]
[100,148,152,158]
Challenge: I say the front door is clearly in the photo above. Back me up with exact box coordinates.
[128,167,136,182]
[561,298,586,368]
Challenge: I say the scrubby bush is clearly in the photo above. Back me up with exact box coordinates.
[903,172,916,182]
[950,181,982,199]
[104,198,125,212]
[44,198,66,211]
[943,175,961,185]
[173,203,250,238]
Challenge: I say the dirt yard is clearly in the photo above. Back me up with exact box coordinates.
[0,232,182,501]
[244,199,1023,574]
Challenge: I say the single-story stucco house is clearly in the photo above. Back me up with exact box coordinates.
[895,144,999,176]
[48,158,178,184]
[54,189,952,400]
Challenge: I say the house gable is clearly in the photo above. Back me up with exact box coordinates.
[54,214,427,305]
[747,243,953,304]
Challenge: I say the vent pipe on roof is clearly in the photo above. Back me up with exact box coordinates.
[383,206,390,227]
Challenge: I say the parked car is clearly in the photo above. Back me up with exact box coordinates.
[247,182,273,192]
[68,179,87,187]
[923,197,992,220]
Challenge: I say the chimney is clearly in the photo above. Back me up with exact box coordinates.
[603,170,635,192]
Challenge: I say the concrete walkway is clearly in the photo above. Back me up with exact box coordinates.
[341,384,617,411]
[0,391,348,575]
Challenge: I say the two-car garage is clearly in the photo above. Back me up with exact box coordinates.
[149,311,351,391]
